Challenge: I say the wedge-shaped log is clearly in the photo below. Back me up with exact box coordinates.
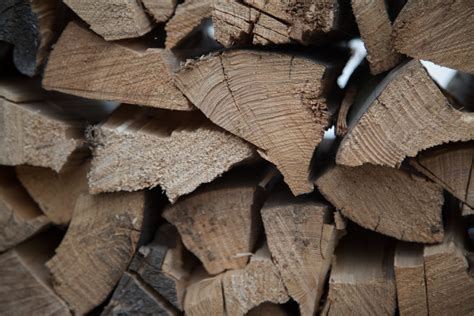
[163,169,265,274]
[141,0,177,23]
[261,191,343,316]
[0,0,59,76]
[63,0,152,40]
[184,271,225,316]
[46,191,145,314]
[0,231,70,316]
[165,0,214,48]
[175,50,338,195]
[351,0,402,74]
[322,232,396,316]
[0,167,49,252]
[43,22,191,111]
[316,164,444,243]
[337,60,474,167]
[222,245,289,316]
[88,104,255,202]
[411,142,474,215]
[393,0,474,74]
[16,162,89,225]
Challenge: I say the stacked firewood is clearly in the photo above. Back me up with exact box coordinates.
[0,0,473,315]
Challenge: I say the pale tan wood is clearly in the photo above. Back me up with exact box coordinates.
[322,233,396,316]
[411,142,474,215]
[222,244,289,316]
[316,164,444,243]
[394,243,428,316]
[393,0,474,74]
[0,167,49,252]
[261,191,342,316]
[0,99,86,172]
[175,50,337,195]
[63,0,153,40]
[43,22,191,111]
[337,60,474,167]
[184,272,225,316]
[46,191,145,314]
[165,0,214,48]
[16,162,89,225]
[141,0,177,22]
[163,169,265,274]
[88,105,256,202]
[0,231,70,316]
[351,0,402,74]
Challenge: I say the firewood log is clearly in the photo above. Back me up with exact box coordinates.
[87,104,256,202]
[184,270,225,316]
[43,22,191,111]
[141,0,177,23]
[46,191,146,314]
[175,50,342,195]
[393,0,474,74]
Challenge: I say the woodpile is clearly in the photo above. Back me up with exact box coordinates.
[1,0,473,315]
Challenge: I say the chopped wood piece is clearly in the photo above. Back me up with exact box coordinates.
[63,0,153,40]
[322,233,396,316]
[128,224,195,310]
[411,142,474,215]
[351,0,402,74]
[165,0,214,48]
[0,167,49,252]
[88,105,256,202]
[0,99,86,172]
[316,164,444,243]
[103,272,178,316]
[222,244,289,316]
[423,221,474,315]
[336,60,474,167]
[46,191,145,314]
[163,169,265,274]
[0,231,70,316]
[261,191,342,316]
[141,0,177,23]
[394,243,428,316]
[393,0,474,74]
[175,50,338,195]
[43,22,191,111]
[16,162,89,225]
[0,0,59,76]
[184,272,225,316]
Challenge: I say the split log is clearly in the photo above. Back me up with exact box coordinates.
[411,142,474,215]
[175,50,340,195]
[63,0,153,40]
[128,224,195,310]
[46,191,145,314]
[394,243,428,316]
[0,231,70,316]
[351,0,402,74]
[213,0,353,46]
[316,164,444,243]
[0,0,59,76]
[163,169,266,274]
[322,232,396,316]
[103,272,178,316]
[141,0,177,23]
[0,167,49,252]
[16,162,89,225]
[184,272,225,316]
[222,244,289,316]
[165,0,214,48]
[336,60,474,167]
[87,104,256,202]
[43,22,191,111]
[393,0,474,74]
[0,99,86,172]
[261,191,343,316]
